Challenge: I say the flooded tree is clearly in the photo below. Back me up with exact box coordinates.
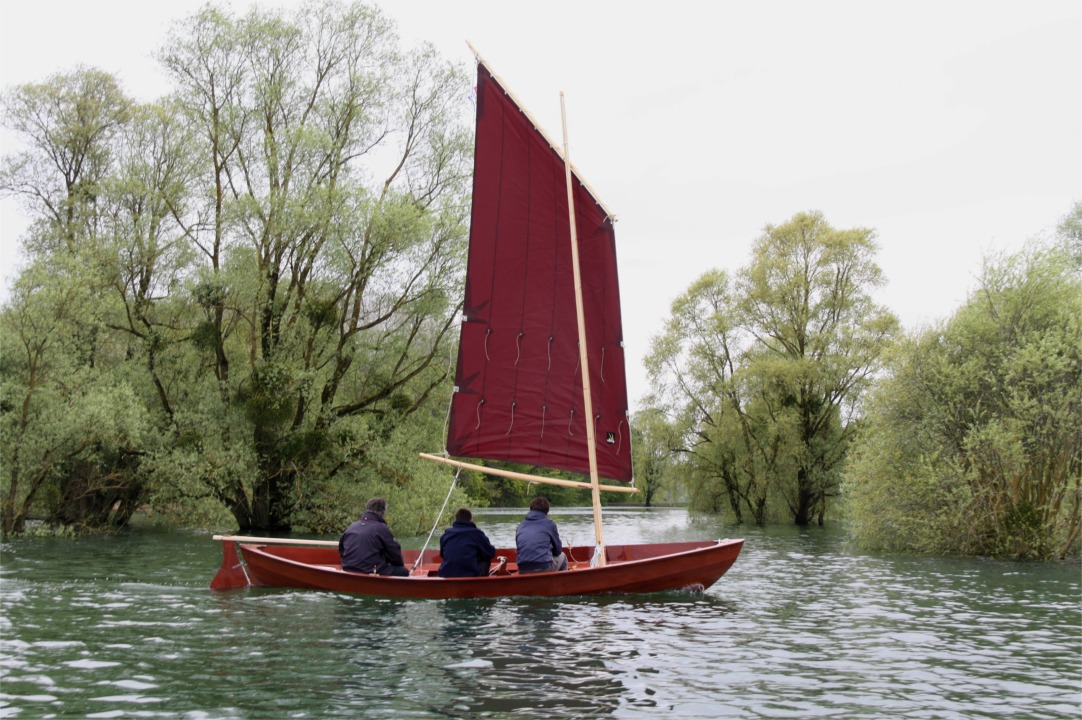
[0,2,473,535]
[0,67,153,534]
[154,2,472,532]
[646,212,898,525]
[846,211,1082,560]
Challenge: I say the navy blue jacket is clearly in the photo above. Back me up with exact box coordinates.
[438,520,497,578]
[339,511,405,574]
[515,510,563,572]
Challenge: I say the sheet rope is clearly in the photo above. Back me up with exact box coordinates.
[412,466,460,573]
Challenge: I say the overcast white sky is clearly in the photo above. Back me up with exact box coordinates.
[1,0,1079,405]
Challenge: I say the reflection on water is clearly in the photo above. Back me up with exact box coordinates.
[0,509,1079,719]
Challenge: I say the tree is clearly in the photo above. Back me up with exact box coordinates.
[0,1,474,535]
[149,1,473,532]
[1057,201,1082,266]
[0,67,131,253]
[740,212,897,524]
[631,408,677,507]
[645,212,898,525]
[845,218,1081,560]
[0,260,154,534]
[97,100,199,421]
[644,270,777,523]
[0,68,159,533]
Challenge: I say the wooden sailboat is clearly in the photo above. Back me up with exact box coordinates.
[210,47,743,598]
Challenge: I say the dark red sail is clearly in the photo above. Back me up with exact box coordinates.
[446,62,633,483]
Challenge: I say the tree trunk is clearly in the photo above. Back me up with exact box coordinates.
[251,421,293,532]
[793,470,813,525]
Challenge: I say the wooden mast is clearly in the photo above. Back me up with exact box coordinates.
[560,91,607,567]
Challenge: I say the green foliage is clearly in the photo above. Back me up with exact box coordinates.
[644,212,898,525]
[12,521,77,539]
[1056,202,1082,266]
[630,408,678,506]
[291,408,469,536]
[142,410,261,531]
[846,221,1081,560]
[0,1,474,536]
[0,280,157,533]
[0,67,132,253]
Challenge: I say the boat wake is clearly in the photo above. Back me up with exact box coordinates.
[677,583,706,594]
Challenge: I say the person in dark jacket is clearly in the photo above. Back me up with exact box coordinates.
[339,498,409,576]
[515,496,568,574]
[437,508,497,578]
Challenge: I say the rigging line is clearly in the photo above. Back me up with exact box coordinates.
[616,418,625,453]
[515,331,523,366]
[484,327,492,361]
[540,404,547,439]
[505,401,516,435]
[412,466,461,573]
[568,408,575,437]
[600,346,606,382]
[547,335,554,370]
[474,398,485,430]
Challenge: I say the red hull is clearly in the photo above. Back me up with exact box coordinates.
[211,539,743,599]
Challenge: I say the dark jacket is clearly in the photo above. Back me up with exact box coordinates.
[339,511,405,574]
[438,520,497,578]
[515,510,563,572]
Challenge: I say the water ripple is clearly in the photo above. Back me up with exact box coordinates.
[0,516,1078,719]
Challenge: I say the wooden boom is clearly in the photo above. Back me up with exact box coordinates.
[212,534,338,546]
[419,453,639,494]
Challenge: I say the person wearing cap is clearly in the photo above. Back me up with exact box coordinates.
[339,498,409,576]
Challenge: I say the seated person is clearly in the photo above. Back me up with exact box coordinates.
[515,496,568,574]
[437,508,497,578]
[339,498,409,576]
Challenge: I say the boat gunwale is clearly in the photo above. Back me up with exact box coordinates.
[233,537,743,584]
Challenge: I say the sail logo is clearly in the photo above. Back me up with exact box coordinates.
[605,432,616,444]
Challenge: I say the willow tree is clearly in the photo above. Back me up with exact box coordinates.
[630,408,679,508]
[1,2,473,535]
[740,212,898,523]
[646,212,898,525]
[0,67,132,254]
[0,67,160,533]
[645,270,778,523]
[154,1,472,532]
[846,220,1081,560]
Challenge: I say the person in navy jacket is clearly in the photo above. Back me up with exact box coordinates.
[515,496,568,574]
[437,508,497,578]
[339,498,409,576]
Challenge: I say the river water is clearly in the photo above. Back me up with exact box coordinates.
[0,507,1078,719]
